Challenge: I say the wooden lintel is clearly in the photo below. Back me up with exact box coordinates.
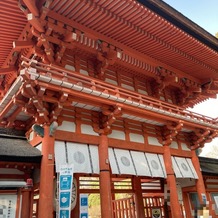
[55,130,99,144]
[0,66,16,75]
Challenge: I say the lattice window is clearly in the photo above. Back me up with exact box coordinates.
[79,177,100,190]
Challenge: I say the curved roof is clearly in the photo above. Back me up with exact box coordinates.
[0,0,26,67]
[0,0,217,79]
[138,0,218,51]
[199,156,218,176]
[0,134,41,163]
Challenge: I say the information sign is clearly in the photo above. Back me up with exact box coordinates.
[58,164,74,218]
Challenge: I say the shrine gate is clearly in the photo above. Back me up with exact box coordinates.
[0,0,218,217]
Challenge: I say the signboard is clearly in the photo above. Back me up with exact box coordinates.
[201,193,207,204]
[152,208,161,218]
[59,164,74,218]
[80,194,88,218]
[214,196,218,208]
[80,213,88,218]
[0,195,17,218]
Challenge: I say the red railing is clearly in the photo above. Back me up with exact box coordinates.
[112,196,136,218]
[143,196,165,218]
[21,57,217,128]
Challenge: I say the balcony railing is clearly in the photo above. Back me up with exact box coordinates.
[20,57,218,129]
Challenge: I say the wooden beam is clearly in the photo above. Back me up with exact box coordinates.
[13,40,34,50]
[27,13,44,33]
[23,0,39,16]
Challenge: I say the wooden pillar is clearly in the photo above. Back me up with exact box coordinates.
[133,177,145,218]
[38,125,55,218]
[21,190,31,218]
[16,189,22,218]
[71,174,80,218]
[182,192,192,218]
[163,145,183,218]
[99,134,113,218]
[29,189,34,217]
[191,150,207,204]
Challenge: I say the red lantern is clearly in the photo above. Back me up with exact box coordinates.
[26,178,33,187]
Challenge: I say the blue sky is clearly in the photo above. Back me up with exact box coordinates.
[163,0,218,35]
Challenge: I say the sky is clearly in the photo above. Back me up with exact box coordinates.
[163,0,218,36]
[162,0,218,156]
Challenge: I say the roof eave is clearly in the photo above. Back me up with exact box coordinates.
[137,0,218,52]
[0,155,42,163]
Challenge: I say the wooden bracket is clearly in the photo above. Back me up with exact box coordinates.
[189,128,217,150]
[92,105,122,135]
[177,78,202,106]
[95,42,117,79]
[162,120,183,145]
[153,67,178,98]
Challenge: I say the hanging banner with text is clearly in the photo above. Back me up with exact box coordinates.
[59,164,74,218]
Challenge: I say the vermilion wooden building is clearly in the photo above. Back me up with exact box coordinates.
[0,0,218,217]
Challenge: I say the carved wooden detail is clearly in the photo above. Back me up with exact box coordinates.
[92,105,122,135]
[158,121,184,145]
[186,128,218,150]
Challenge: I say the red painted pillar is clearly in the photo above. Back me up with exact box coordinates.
[71,174,80,218]
[163,145,183,218]
[133,177,145,218]
[99,134,113,218]
[21,189,31,218]
[182,192,192,218]
[191,150,207,204]
[38,125,55,218]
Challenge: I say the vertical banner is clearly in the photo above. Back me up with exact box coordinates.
[80,194,88,218]
[59,164,74,218]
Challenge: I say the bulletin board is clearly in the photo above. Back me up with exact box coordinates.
[0,194,17,218]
